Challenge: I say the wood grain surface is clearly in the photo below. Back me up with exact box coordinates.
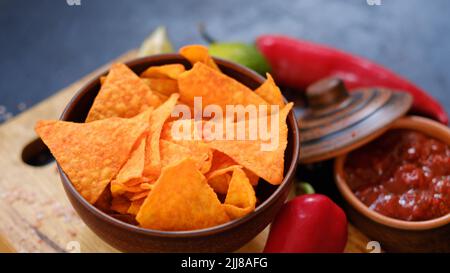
[0,51,371,253]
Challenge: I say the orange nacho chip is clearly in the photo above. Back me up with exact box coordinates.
[143,93,180,178]
[111,196,131,214]
[114,138,146,184]
[178,62,268,109]
[110,109,153,196]
[206,103,293,185]
[127,199,145,215]
[223,168,257,220]
[136,158,229,231]
[142,78,179,96]
[207,165,241,194]
[140,64,185,80]
[160,139,212,174]
[208,150,259,186]
[86,63,161,122]
[130,191,151,201]
[207,174,232,195]
[179,45,220,71]
[111,180,152,197]
[255,73,285,107]
[35,116,149,204]
[122,176,152,187]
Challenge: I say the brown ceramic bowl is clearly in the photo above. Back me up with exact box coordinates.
[57,54,300,253]
[335,116,450,252]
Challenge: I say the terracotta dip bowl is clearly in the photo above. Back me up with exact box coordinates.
[58,54,300,253]
[335,116,450,252]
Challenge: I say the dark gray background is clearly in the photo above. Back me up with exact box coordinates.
[1,0,449,123]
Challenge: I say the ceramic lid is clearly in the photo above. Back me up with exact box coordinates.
[297,77,413,164]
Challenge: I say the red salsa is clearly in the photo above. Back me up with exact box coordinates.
[344,129,450,221]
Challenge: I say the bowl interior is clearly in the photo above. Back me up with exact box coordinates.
[335,116,450,230]
[59,54,300,236]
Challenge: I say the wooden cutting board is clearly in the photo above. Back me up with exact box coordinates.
[0,51,372,253]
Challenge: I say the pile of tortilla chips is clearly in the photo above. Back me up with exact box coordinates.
[35,45,293,231]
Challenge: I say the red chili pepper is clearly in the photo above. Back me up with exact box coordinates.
[263,194,348,253]
[256,35,448,125]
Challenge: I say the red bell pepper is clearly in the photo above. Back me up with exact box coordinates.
[256,35,448,125]
[263,194,348,253]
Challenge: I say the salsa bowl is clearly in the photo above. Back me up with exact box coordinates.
[335,116,450,252]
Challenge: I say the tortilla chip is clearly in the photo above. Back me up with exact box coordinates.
[140,183,153,190]
[124,177,151,187]
[245,169,259,186]
[127,190,151,201]
[208,150,259,186]
[206,103,292,185]
[136,158,229,231]
[86,63,161,122]
[179,45,220,71]
[223,168,256,219]
[127,199,145,215]
[178,62,268,109]
[162,121,260,186]
[35,116,148,204]
[143,93,180,178]
[115,138,146,184]
[160,139,212,173]
[207,174,232,195]
[140,64,185,80]
[255,73,285,107]
[142,78,179,96]
[207,165,241,194]
[111,196,131,214]
[111,180,150,197]
[100,76,106,85]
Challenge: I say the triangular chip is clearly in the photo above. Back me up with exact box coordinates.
[129,190,151,201]
[179,45,220,71]
[143,93,180,178]
[111,179,152,198]
[162,121,260,187]
[127,199,145,215]
[160,139,212,174]
[207,165,241,194]
[140,64,185,79]
[35,116,148,204]
[178,62,268,108]
[255,73,285,107]
[115,138,146,184]
[223,168,257,220]
[110,109,153,196]
[86,63,161,122]
[206,103,293,185]
[142,78,179,96]
[208,173,232,195]
[111,196,131,214]
[208,150,259,187]
[136,158,229,231]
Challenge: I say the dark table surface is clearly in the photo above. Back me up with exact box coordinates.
[0,0,449,124]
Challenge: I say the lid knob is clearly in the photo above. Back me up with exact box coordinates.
[306,77,349,108]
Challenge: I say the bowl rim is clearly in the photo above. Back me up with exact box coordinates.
[334,115,450,230]
[58,53,300,238]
